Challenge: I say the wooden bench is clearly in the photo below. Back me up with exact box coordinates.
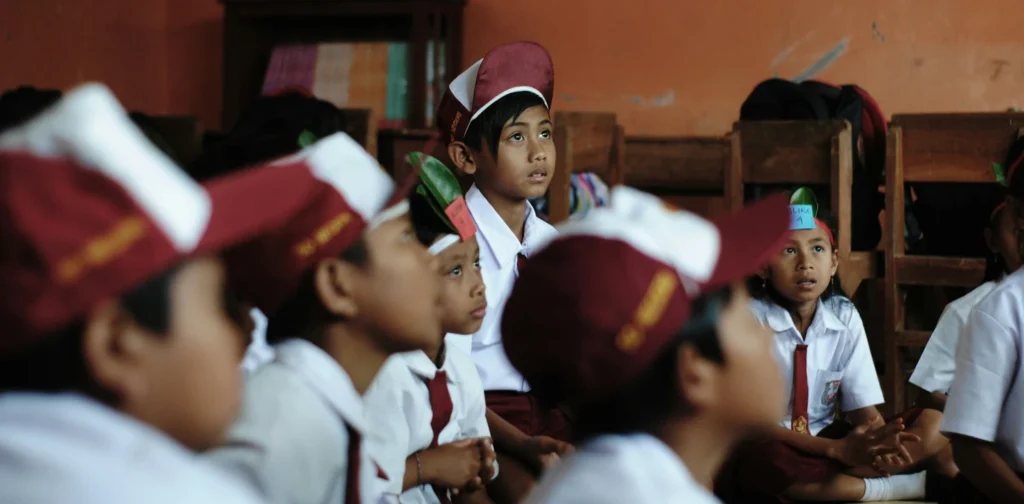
[548,111,626,224]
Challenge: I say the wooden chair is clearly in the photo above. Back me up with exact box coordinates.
[883,113,1024,411]
[548,111,626,224]
[733,120,877,298]
[624,134,739,218]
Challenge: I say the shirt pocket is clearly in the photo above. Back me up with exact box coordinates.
[813,369,844,412]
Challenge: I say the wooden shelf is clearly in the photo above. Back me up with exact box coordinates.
[221,0,466,130]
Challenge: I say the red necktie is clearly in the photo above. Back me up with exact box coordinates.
[426,371,454,503]
[516,252,528,277]
[345,425,362,504]
[791,344,810,434]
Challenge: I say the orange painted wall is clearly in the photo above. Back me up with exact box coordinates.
[2,0,1022,135]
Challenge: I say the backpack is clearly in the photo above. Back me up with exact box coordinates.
[740,78,886,251]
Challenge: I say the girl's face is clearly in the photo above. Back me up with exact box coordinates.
[766,226,838,305]
[990,199,1024,274]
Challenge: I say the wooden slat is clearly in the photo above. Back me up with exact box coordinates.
[337,108,372,149]
[554,111,617,179]
[893,255,986,287]
[892,113,1024,183]
[896,330,931,349]
[884,126,906,413]
[840,251,881,297]
[624,136,729,191]
[735,120,849,184]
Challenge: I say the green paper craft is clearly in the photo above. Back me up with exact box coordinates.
[406,152,476,241]
[789,187,819,231]
[297,129,318,148]
[993,162,1008,187]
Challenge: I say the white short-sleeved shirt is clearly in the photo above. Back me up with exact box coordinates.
[942,269,1024,472]
[523,433,719,504]
[0,393,265,504]
[205,339,388,504]
[364,345,496,503]
[448,185,557,392]
[241,307,274,374]
[910,281,998,395]
[750,297,885,435]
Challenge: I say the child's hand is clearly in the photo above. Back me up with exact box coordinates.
[451,437,497,497]
[515,435,573,471]
[422,439,483,490]
[831,419,920,468]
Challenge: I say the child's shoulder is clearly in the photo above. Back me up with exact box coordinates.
[821,296,861,330]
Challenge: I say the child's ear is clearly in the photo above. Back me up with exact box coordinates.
[829,250,839,277]
[82,300,150,400]
[313,258,360,319]
[676,343,717,412]
[447,141,477,177]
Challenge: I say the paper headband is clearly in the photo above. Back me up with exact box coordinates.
[407,152,477,254]
[788,187,835,246]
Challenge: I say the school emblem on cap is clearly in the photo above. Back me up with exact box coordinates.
[821,379,841,407]
[793,415,809,434]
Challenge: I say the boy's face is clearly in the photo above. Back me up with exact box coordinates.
[472,105,556,202]
[350,213,443,352]
[767,227,837,304]
[434,236,487,335]
[118,256,247,452]
[697,284,784,430]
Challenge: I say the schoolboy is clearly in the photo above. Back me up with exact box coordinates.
[0,83,308,502]
[941,145,1024,504]
[364,152,498,503]
[498,186,791,503]
[437,40,570,503]
[190,91,358,373]
[204,132,443,504]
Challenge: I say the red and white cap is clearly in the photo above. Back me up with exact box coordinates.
[435,41,554,145]
[0,83,317,355]
[224,131,416,315]
[502,186,791,407]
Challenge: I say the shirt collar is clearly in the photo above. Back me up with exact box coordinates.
[467,184,548,270]
[763,298,845,336]
[399,349,460,385]
[273,339,367,433]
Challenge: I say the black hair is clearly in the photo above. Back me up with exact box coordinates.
[462,91,548,156]
[129,111,183,166]
[409,190,455,248]
[749,209,848,309]
[1006,136,1024,202]
[264,241,370,345]
[0,266,176,399]
[190,92,349,182]
[0,86,62,134]
[546,286,732,444]
[983,197,1011,282]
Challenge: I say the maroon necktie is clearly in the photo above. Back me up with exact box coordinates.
[426,370,454,503]
[345,425,362,504]
[516,252,528,277]
[791,344,810,435]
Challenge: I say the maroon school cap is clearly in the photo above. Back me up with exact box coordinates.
[502,186,790,406]
[0,84,316,355]
[435,41,554,145]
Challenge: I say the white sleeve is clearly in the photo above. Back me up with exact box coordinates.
[204,372,345,504]
[909,303,966,394]
[839,308,885,411]
[362,367,412,499]
[942,308,1018,442]
[454,350,499,480]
